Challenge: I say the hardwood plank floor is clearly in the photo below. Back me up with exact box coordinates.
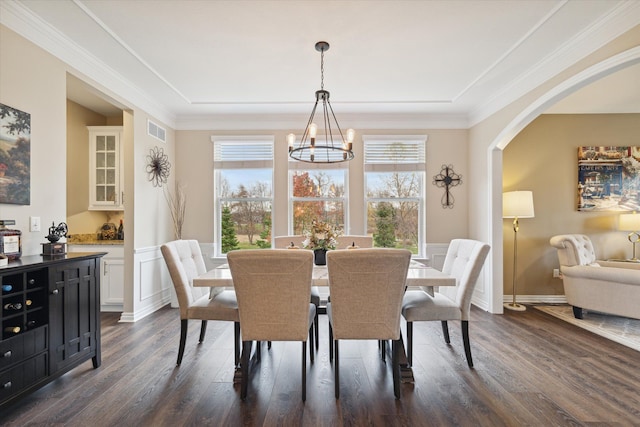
[1,305,638,426]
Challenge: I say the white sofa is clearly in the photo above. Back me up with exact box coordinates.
[549,234,640,320]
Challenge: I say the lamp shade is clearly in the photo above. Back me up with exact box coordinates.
[503,191,535,218]
[619,212,640,231]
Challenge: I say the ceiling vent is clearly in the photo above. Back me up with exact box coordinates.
[147,119,166,142]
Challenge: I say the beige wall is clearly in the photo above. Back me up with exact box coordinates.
[468,24,640,312]
[0,25,67,256]
[66,99,124,235]
[503,113,640,296]
[175,128,469,249]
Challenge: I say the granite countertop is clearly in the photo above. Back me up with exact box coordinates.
[67,233,124,245]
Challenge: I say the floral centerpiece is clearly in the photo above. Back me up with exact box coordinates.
[303,219,342,265]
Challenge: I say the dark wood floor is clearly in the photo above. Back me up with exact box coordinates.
[2,305,639,426]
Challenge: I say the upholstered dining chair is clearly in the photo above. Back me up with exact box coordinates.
[227,249,316,401]
[273,235,321,350]
[335,235,373,249]
[326,248,411,399]
[401,239,490,368]
[161,240,240,366]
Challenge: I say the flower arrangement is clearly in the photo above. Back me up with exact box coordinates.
[303,219,342,251]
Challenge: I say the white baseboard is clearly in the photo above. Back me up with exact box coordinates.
[503,295,568,304]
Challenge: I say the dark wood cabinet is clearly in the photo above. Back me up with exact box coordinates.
[0,253,104,409]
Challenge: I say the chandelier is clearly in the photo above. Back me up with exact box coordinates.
[288,41,354,163]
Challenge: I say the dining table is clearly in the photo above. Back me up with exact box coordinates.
[193,259,456,383]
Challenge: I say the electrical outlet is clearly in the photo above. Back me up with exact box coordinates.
[30,216,41,232]
[553,268,560,278]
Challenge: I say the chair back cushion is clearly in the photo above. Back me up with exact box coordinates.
[549,234,597,267]
[336,235,373,249]
[273,235,306,249]
[227,249,313,341]
[161,240,211,319]
[327,248,411,340]
[439,239,490,319]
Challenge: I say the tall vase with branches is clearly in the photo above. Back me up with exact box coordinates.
[165,181,186,240]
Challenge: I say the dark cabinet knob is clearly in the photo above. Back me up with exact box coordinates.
[51,289,59,295]
[3,381,11,389]
[2,350,11,358]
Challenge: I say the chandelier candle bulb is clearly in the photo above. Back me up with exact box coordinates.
[287,133,295,152]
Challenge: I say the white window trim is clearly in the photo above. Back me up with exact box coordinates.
[212,135,275,257]
[363,135,428,258]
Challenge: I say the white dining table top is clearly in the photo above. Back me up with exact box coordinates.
[193,260,456,288]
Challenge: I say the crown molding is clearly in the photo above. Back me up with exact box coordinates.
[468,0,640,127]
[174,112,469,131]
[0,1,176,128]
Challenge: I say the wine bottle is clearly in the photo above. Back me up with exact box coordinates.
[2,284,12,293]
[4,326,20,334]
[26,320,37,329]
[3,302,22,310]
[117,219,124,240]
[25,299,33,306]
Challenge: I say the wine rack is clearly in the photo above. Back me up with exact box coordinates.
[1,268,48,340]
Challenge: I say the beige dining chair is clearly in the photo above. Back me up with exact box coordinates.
[336,235,373,249]
[326,248,411,399]
[273,235,321,350]
[161,240,240,366]
[227,249,316,401]
[402,239,490,368]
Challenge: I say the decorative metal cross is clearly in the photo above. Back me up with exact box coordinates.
[433,164,462,208]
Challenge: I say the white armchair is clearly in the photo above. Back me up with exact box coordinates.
[549,234,640,320]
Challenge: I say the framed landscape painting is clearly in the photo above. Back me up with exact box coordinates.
[578,146,640,212]
[0,103,30,205]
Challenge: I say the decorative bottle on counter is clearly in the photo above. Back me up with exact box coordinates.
[117,219,124,240]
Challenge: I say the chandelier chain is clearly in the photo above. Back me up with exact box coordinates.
[320,48,325,90]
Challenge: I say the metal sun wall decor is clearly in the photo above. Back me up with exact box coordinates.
[146,146,171,187]
[433,164,462,208]
[578,146,640,212]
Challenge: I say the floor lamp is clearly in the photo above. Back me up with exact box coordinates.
[503,191,535,311]
[619,211,640,262]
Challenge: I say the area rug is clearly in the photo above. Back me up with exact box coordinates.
[534,305,640,352]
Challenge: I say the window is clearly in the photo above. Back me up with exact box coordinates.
[213,136,274,255]
[289,147,348,235]
[364,135,427,255]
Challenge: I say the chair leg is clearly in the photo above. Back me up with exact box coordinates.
[314,310,319,350]
[302,341,307,402]
[441,320,451,344]
[240,340,251,400]
[329,322,334,362]
[381,340,386,362]
[309,328,315,364]
[392,339,401,399]
[177,319,188,365]
[334,340,340,399]
[462,320,473,368]
[268,341,272,350]
[406,321,413,367]
[199,320,208,342]
[234,322,241,367]
[256,341,262,362]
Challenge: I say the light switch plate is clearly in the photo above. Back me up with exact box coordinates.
[30,216,41,232]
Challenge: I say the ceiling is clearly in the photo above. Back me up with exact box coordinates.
[3,1,640,129]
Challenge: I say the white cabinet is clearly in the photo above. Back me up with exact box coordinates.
[68,245,124,312]
[88,126,124,211]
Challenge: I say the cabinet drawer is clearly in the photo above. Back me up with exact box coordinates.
[0,352,48,404]
[0,326,48,371]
